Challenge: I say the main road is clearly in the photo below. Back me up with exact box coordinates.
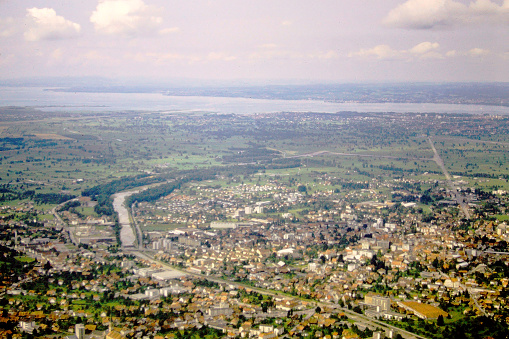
[285,150,433,162]
[131,250,428,339]
[51,198,79,245]
[114,180,427,338]
[428,137,471,219]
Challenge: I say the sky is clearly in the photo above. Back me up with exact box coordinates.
[0,0,508,83]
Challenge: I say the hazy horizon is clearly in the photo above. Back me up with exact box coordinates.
[1,1,508,83]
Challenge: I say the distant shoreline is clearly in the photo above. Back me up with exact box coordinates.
[1,86,508,115]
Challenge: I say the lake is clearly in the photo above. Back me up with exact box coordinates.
[1,86,508,115]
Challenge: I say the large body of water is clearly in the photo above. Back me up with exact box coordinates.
[1,86,508,115]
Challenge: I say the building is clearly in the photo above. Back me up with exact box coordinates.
[19,321,36,334]
[210,222,238,229]
[178,236,201,247]
[106,331,126,339]
[364,292,390,311]
[397,301,448,320]
[76,324,85,339]
[207,303,233,317]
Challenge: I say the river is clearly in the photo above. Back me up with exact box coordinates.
[112,190,139,247]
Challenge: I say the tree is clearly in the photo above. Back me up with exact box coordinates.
[315,306,321,314]
[262,303,268,313]
[437,314,445,326]
[320,255,326,264]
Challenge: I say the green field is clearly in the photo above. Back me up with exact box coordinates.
[2,109,509,209]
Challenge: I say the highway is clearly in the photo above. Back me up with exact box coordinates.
[428,137,471,219]
[51,198,79,245]
[286,150,433,162]
[131,204,144,249]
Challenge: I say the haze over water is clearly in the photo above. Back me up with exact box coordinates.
[1,87,508,115]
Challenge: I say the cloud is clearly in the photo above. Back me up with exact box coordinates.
[24,8,81,41]
[409,42,443,59]
[259,43,278,49]
[51,48,64,61]
[0,53,15,66]
[350,42,497,61]
[468,47,490,56]
[383,0,509,29]
[159,27,180,35]
[350,42,444,60]
[129,52,202,64]
[281,20,293,26]
[207,52,237,61]
[311,51,339,59]
[409,42,440,54]
[446,50,457,57]
[90,0,164,36]
[0,18,17,38]
[350,45,402,60]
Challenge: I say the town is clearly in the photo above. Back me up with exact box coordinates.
[0,110,508,339]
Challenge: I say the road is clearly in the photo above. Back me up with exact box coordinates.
[131,205,144,250]
[131,250,428,339]
[437,270,488,317]
[285,150,433,162]
[428,137,471,219]
[51,199,79,245]
[428,136,509,147]
[468,289,488,317]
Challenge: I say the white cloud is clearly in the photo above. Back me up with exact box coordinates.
[207,52,237,62]
[84,50,108,61]
[51,48,64,61]
[468,47,490,56]
[259,43,278,49]
[350,42,497,61]
[349,45,402,59]
[409,42,443,59]
[311,50,339,59]
[159,27,180,35]
[383,0,509,29]
[410,42,440,54]
[446,50,457,57]
[350,42,444,60]
[0,53,15,66]
[90,0,163,36]
[0,18,18,38]
[131,52,202,64]
[24,8,81,41]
